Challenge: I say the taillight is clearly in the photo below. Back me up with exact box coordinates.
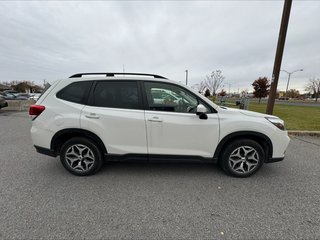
[29,105,45,119]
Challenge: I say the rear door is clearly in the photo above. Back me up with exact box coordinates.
[81,80,147,155]
[143,81,219,158]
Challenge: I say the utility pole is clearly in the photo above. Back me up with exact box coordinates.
[185,70,188,86]
[266,0,292,114]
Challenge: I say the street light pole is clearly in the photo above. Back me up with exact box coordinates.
[225,82,232,97]
[185,70,188,86]
[281,69,303,96]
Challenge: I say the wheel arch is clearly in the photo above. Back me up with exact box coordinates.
[51,128,107,155]
[213,131,273,161]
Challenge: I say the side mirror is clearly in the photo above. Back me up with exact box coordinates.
[196,104,208,120]
[196,104,206,114]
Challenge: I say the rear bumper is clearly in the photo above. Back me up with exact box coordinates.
[34,145,57,157]
[265,157,284,163]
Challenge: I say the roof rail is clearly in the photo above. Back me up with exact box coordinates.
[69,72,167,79]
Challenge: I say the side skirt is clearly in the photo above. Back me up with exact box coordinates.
[104,153,216,163]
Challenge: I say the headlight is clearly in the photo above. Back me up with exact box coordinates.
[265,117,285,130]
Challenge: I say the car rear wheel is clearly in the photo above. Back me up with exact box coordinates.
[60,137,103,176]
[220,139,265,177]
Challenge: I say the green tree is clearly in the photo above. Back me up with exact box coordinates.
[252,77,270,103]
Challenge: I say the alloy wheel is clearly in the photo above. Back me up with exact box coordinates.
[228,146,259,174]
[65,144,95,172]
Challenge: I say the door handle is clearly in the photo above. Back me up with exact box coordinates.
[147,117,163,122]
[85,113,100,119]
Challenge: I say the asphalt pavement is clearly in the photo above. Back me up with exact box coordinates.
[0,111,320,239]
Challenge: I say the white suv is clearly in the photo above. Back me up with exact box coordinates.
[30,72,290,177]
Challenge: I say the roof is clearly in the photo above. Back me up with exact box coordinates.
[65,72,173,84]
[69,72,167,79]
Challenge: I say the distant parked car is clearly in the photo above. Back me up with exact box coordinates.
[16,93,31,99]
[0,96,8,109]
[0,92,28,100]
[3,90,19,95]
[278,97,289,100]
[30,93,41,102]
[0,92,16,100]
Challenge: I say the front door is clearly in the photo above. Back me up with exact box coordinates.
[143,81,219,158]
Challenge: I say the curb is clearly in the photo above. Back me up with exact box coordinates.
[288,131,320,137]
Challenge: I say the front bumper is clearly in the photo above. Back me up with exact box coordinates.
[265,157,284,163]
[34,145,57,157]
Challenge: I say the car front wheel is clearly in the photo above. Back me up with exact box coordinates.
[60,137,103,176]
[220,139,265,177]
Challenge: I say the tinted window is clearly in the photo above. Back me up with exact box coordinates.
[92,81,140,110]
[144,82,211,113]
[56,81,92,104]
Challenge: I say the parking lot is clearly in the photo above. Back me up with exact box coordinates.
[0,111,319,239]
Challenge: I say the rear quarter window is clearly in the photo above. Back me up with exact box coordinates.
[56,81,92,104]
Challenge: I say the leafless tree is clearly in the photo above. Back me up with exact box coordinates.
[305,78,320,102]
[1,80,19,86]
[204,70,225,96]
[192,81,207,94]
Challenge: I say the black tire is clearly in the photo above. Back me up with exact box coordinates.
[60,137,103,176]
[219,139,265,178]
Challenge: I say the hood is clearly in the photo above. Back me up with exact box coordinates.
[219,106,277,118]
[240,109,276,118]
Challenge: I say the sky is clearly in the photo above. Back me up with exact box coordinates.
[0,1,319,93]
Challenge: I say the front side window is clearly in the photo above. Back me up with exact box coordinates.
[56,81,92,104]
[144,82,210,113]
[92,81,140,110]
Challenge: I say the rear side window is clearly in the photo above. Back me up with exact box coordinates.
[56,81,92,104]
[91,81,140,110]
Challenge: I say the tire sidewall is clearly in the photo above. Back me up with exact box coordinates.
[220,139,265,178]
[60,137,103,176]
